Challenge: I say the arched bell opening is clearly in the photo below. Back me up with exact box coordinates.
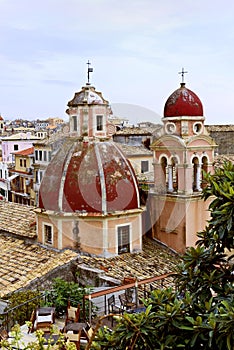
[201,155,209,189]
[161,156,168,189]
[192,156,201,192]
[168,156,178,193]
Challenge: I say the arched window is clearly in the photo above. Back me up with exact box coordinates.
[201,156,208,189]
[161,156,168,189]
[192,157,201,192]
[171,157,178,192]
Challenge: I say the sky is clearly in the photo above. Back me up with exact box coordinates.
[0,0,234,125]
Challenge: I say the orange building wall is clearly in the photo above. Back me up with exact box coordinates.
[37,211,142,256]
[149,194,212,253]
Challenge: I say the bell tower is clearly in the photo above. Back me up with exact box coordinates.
[149,70,217,253]
[66,61,114,139]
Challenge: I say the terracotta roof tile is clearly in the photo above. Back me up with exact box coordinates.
[80,236,179,290]
[115,143,153,156]
[0,202,36,238]
[0,235,78,298]
[206,124,234,132]
[13,147,34,156]
[214,154,234,168]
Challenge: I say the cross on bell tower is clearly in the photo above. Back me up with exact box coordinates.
[178,67,188,84]
[86,60,93,85]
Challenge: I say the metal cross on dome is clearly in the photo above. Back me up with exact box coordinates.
[86,60,93,84]
[178,67,188,83]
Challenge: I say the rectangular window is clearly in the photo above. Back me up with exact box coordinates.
[20,159,23,167]
[44,224,53,244]
[141,160,149,173]
[118,225,130,254]
[44,151,47,162]
[73,116,77,131]
[39,150,42,161]
[24,159,26,167]
[35,150,38,161]
[96,115,103,131]
[14,144,18,151]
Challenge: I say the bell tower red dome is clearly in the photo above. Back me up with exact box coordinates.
[164,83,203,118]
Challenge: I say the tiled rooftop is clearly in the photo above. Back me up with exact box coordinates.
[0,235,78,298]
[115,143,153,156]
[214,154,234,168]
[80,237,179,288]
[0,202,36,238]
[13,147,34,156]
[206,124,234,132]
[114,126,160,135]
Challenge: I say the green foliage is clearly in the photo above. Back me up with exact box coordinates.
[92,306,158,350]
[198,160,234,253]
[45,277,94,318]
[175,245,231,302]
[5,290,42,326]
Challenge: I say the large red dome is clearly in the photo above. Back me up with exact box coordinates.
[164,83,203,117]
[39,139,140,214]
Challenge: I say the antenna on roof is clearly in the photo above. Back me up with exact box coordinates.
[86,60,93,85]
[178,67,188,84]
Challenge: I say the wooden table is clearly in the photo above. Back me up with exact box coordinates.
[64,322,87,333]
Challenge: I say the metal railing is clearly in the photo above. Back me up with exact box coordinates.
[83,272,174,324]
[0,293,46,332]
[0,273,175,331]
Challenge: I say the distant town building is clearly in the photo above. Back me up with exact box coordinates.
[0,132,42,201]
[8,147,34,204]
[35,120,49,130]
[46,117,64,127]
[32,130,68,206]
[1,132,41,163]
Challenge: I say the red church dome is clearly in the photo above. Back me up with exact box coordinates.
[39,139,140,214]
[164,83,203,117]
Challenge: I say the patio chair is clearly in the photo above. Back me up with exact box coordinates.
[35,314,54,333]
[33,307,55,333]
[65,301,80,325]
[80,325,95,346]
[28,309,36,333]
[107,295,122,315]
[107,295,122,326]
[125,289,135,309]
[64,331,81,350]
[118,293,134,311]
